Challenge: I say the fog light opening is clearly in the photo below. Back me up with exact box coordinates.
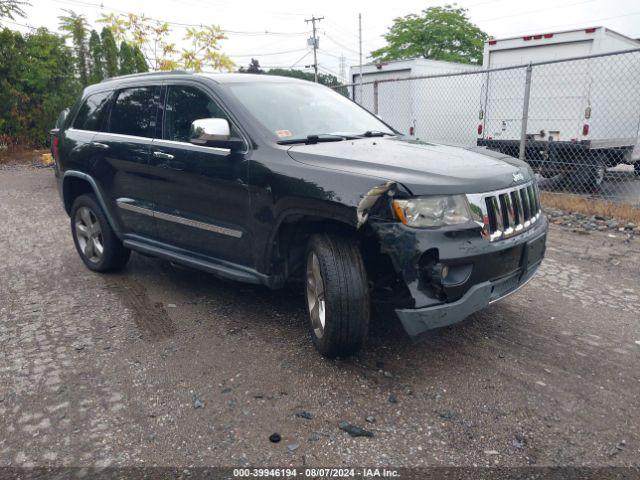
[430,263,448,283]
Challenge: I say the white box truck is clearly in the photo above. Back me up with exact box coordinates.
[477,27,640,185]
[349,59,482,145]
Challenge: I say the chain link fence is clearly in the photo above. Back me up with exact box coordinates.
[337,49,640,206]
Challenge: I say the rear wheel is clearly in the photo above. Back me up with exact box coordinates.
[567,154,605,192]
[305,234,370,358]
[71,194,130,272]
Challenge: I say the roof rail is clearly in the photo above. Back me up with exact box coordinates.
[100,70,191,83]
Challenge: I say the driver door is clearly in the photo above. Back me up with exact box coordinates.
[149,83,252,266]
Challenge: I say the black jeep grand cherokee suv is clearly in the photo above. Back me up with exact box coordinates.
[52,71,547,357]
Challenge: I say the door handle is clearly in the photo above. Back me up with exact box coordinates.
[153,151,175,160]
[91,142,109,150]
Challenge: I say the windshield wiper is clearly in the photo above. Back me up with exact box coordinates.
[359,130,394,138]
[277,134,349,145]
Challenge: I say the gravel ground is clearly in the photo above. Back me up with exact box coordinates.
[545,208,639,236]
[1,164,639,470]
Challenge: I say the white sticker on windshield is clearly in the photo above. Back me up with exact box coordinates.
[275,130,292,138]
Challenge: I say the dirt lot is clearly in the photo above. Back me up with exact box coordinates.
[1,163,639,470]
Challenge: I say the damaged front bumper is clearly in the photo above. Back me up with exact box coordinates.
[370,214,548,339]
[395,261,540,337]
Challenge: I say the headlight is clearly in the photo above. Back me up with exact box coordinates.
[392,195,472,227]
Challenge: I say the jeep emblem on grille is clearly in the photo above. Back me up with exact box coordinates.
[512,172,525,182]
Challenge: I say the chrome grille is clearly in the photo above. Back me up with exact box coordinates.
[467,181,542,242]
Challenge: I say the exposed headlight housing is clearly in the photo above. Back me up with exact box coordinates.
[392,195,473,228]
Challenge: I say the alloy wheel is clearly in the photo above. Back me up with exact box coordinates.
[75,206,104,263]
[306,251,326,339]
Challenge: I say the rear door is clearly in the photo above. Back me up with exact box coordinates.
[148,83,252,266]
[91,85,161,238]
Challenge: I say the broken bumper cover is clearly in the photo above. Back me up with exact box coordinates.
[371,214,548,339]
[395,264,540,337]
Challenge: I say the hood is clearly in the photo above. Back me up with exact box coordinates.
[287,136,533,195]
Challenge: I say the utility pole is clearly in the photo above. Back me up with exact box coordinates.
[358,13,363,103]
[305,15,324,82]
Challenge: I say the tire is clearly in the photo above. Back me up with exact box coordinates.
[566,155,605,193]
[305,234,370,358]
[70,194,130,272]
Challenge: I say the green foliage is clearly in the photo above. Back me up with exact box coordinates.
[266,68,348,96]
[118,41,135,75]
[238,58,263,74]
[98,12,233,71]
[88,29,103,83]
[0,10,213,148]
[132,45,148,72]
[0,27,80,147]
[100,27,118,78]
[371,5,487,65]
[0,0,29,23]
[58,9,90,85]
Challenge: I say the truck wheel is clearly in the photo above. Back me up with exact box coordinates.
[568,155,605,192]
[70,194,130,272]
[305,234,370,358]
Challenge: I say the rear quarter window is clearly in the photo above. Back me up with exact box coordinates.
[72,91,112,131]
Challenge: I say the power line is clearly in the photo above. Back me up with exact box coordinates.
[475,0,596,23]
[47,0,310,36]
[0,18,36,30]
[318,48,358,63]
[496,11,640,37]
[465,0,506,8]
[229,48,307,58]
[323,33,360,56]
[324,18,378,43]
[323,20,380,48]
[164,0,309,19]
[318,64,341,77]
[290,50,312,68]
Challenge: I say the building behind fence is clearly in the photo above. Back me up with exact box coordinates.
[336,48,640,206]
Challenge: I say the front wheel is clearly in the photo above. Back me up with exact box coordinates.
[305,234,370,358]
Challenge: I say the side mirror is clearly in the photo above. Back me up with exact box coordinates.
[190,118,244,151]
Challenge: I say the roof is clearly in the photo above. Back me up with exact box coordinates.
[86,71,313,94]
[96,70,311,84]
[196,72,310,84]
[359,57,480,69]
[488,26,640,45]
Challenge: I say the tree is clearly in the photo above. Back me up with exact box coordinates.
[0,27,80,147]
[180,25,233,72]
[238,58,263,74]
[98,12,233,71]
[118,41,135,75]
[88,29,103,83]
[100,27,118,78]
[0,0,29,23]
[58,9,90,85]
[266,68,347,95]
[371,5,487,65]
[132,45,148,72]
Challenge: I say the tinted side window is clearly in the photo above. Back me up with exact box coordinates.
[164,85,236,142]
[72,91,112,131]
[109,87,159,138]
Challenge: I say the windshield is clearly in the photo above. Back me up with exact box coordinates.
[225,81,395,141]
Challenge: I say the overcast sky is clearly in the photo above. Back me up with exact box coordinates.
[7,0,640,79]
